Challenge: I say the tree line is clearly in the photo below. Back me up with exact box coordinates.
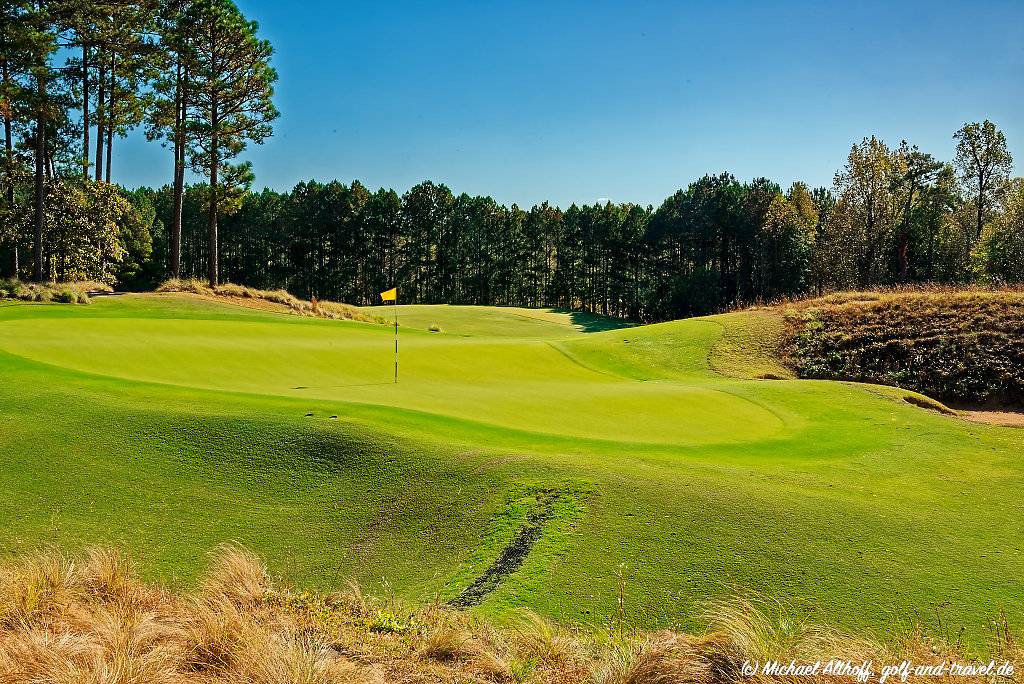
[1,2,1021,321]
[135,127,1020,322]
[1,0,276,287]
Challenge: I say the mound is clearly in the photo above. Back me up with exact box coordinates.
[0,295,783,445]
[783,289,1024,406]
[156,278,381,323]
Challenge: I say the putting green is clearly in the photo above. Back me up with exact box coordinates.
[0,293,1021,646]
[0,314,785,445]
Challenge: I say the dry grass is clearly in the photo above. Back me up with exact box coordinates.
[0,545,369,684]
[0,279,112,304]
[0,546,1019,683]
[778,288,1024,406]
[741,283,1024,313]
[156,278,383,324]
[592,632,706,684]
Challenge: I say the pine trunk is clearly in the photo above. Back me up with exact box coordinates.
[94,57,105,182]
[2,58,16,277]
[208,111,219,287]
[170,60,184,278]
[207,17,219,289]
[33,74,46,282]
[105,53,114,184]
[82,44,90,178]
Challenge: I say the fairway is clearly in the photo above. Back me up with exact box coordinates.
[1,294,1021,646]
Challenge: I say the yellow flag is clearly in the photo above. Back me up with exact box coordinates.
[380,287,397,302]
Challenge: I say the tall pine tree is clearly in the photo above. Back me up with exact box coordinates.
[183,0,276,287]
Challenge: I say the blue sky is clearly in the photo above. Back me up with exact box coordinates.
[113,0,1023,208]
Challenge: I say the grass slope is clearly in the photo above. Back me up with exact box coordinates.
[0,294,1021,647]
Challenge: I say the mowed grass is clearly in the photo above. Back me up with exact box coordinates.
[0,294,1021,647]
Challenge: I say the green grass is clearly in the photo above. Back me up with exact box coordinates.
[0,294,1021,648]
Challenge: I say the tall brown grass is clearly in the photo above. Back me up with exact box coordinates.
[739,283,1024,314]
[156,278,383,323]
[780,288,1024,405]
[0,279,112,304]
[0,546,1018,683]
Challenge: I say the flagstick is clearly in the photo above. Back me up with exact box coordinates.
[394,296,398,384]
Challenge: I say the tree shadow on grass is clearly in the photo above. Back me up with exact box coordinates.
[551,308,636,333]
[292,382,396,390]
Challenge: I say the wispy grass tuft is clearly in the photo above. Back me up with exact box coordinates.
[201,543,271,609]
[0,279,108,304]
[0,546,1019,683]
[156,278,384,323]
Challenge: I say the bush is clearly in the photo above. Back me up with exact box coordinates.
[156,278,211,295]
[72,280,113,295]
[53,288,77,304]
[213,283,254,299]
[0,280,98,305]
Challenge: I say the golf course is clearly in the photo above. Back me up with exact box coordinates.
[1,293,1021,646]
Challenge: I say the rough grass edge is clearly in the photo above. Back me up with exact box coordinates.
[0,279,112,305]
[735,283,1024,315]
[0,544,1019,683]
[156,278,385,324]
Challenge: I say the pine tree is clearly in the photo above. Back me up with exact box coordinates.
[17,1,59,281]
[183,0,276,287]
[0,1,36,275]
[149,0,198,279]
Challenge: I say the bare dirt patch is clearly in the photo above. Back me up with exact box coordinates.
[958,409,1024,427]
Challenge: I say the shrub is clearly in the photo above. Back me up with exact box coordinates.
[53,288,77,304]
[156,278,210,295]
[0,281,95,305]
[260,289,301,307]
[213,283,254,299]
[71,280,113,294]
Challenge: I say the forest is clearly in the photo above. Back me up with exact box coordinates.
[2,1,1022,321]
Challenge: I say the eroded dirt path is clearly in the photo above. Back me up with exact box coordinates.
[448,492,559,608]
